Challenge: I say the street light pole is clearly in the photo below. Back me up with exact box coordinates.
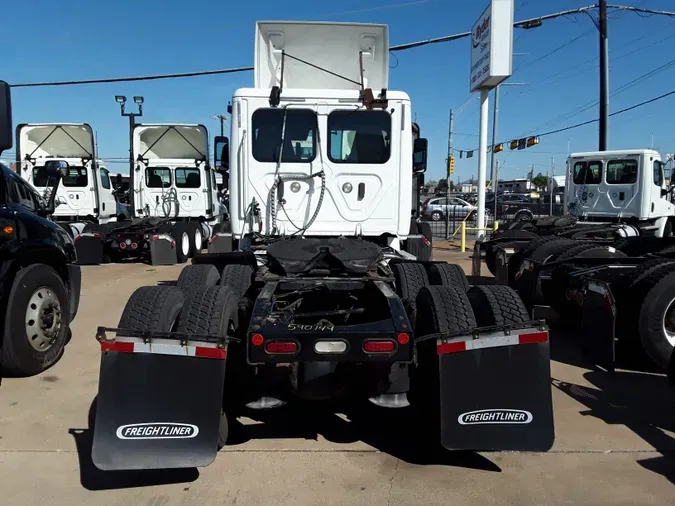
[115,95,144,214]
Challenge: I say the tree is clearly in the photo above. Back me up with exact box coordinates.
[438,178,449,192]
[532,173,549,191]
[426,179,438,186]
[448,180,455,192]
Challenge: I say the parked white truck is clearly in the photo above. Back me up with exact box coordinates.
[15,123,123,238]
[75,124,225,264]
[565,149,674,237]
[91,21,554,474]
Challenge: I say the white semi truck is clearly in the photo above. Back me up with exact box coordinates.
[15,123,123,238]
[75,124,225,264]
[91,21,554,473]
[564,149,675,238]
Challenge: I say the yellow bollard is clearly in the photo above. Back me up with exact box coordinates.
[460,221,466,252]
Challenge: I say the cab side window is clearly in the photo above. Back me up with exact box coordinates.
[100,167,111,190]
[6,171,41,212]
[653,161,664,187]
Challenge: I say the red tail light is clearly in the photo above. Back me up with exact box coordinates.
[265,341,298,354]
[502,205,509,212]
[119,242,127,249]
[363,340,396,353]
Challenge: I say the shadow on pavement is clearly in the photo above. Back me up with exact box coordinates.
[69,398,199,491]
[553,370,675,484]
[227,400,501,472]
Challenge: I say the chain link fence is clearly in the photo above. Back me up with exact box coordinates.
[421,202,566,240]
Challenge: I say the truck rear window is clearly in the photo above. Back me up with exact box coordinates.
[328,111,391,164]
[145,167,172,188]
[573,161,602,184]
[33,166,89,187]
[252,109,317,163]
[175,168,201,188]
[606,159,638,184]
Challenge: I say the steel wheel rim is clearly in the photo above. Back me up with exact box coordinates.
[25,286,62,352]
[194,226,202,252]
[181,232,191,256]
[662,297,675,348]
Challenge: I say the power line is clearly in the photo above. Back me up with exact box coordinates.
[523,56,675,135]
[455,88,675,151]
[9,5,600,88]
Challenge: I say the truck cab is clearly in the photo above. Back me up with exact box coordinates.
[15,123,119,235]
[220,22,427,251]
[132,124,219,223]
[0,86,82,380]
[565,149,675,237]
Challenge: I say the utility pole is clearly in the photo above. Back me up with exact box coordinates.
[446,109,453,240]
[550,157,555,216]
[214,114,227,136]
[599,0,609,151]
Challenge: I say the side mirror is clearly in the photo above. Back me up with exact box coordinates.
[42,160,68,214]
[413,137,428,173]
[0,81,13,155]
[214,136,229,173]
[116,173,123,186]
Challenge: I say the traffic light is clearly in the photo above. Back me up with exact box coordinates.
[509,140,519,150]
[448,156,455,174]
[494,143,504,153]
[527,136,540,147]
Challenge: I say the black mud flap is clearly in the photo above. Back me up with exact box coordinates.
[579,278,617,373]
[437,326,555,452]
[494,246,516,286]
[149,234,178,265]
[75,233,105,265]
[91,330,227,471]
[208,232,233,254]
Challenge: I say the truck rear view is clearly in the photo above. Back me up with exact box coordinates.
[90,21,555,474]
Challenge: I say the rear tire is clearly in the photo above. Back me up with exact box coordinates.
[176,286,239,449]
[118,285,185,332]
[412,285,477,446]
[427,263,470,292]
[467,285,529,326]
[220,264,254,299]
[176,264,221,297]
[1,264,70,377]
[637,270,675,372]
[392,262,429,318]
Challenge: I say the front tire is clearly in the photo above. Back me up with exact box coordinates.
[1,264,70,377]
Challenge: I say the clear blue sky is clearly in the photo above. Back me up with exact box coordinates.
[2,0,674,184]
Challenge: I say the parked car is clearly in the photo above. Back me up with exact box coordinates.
[423,196,476,221]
